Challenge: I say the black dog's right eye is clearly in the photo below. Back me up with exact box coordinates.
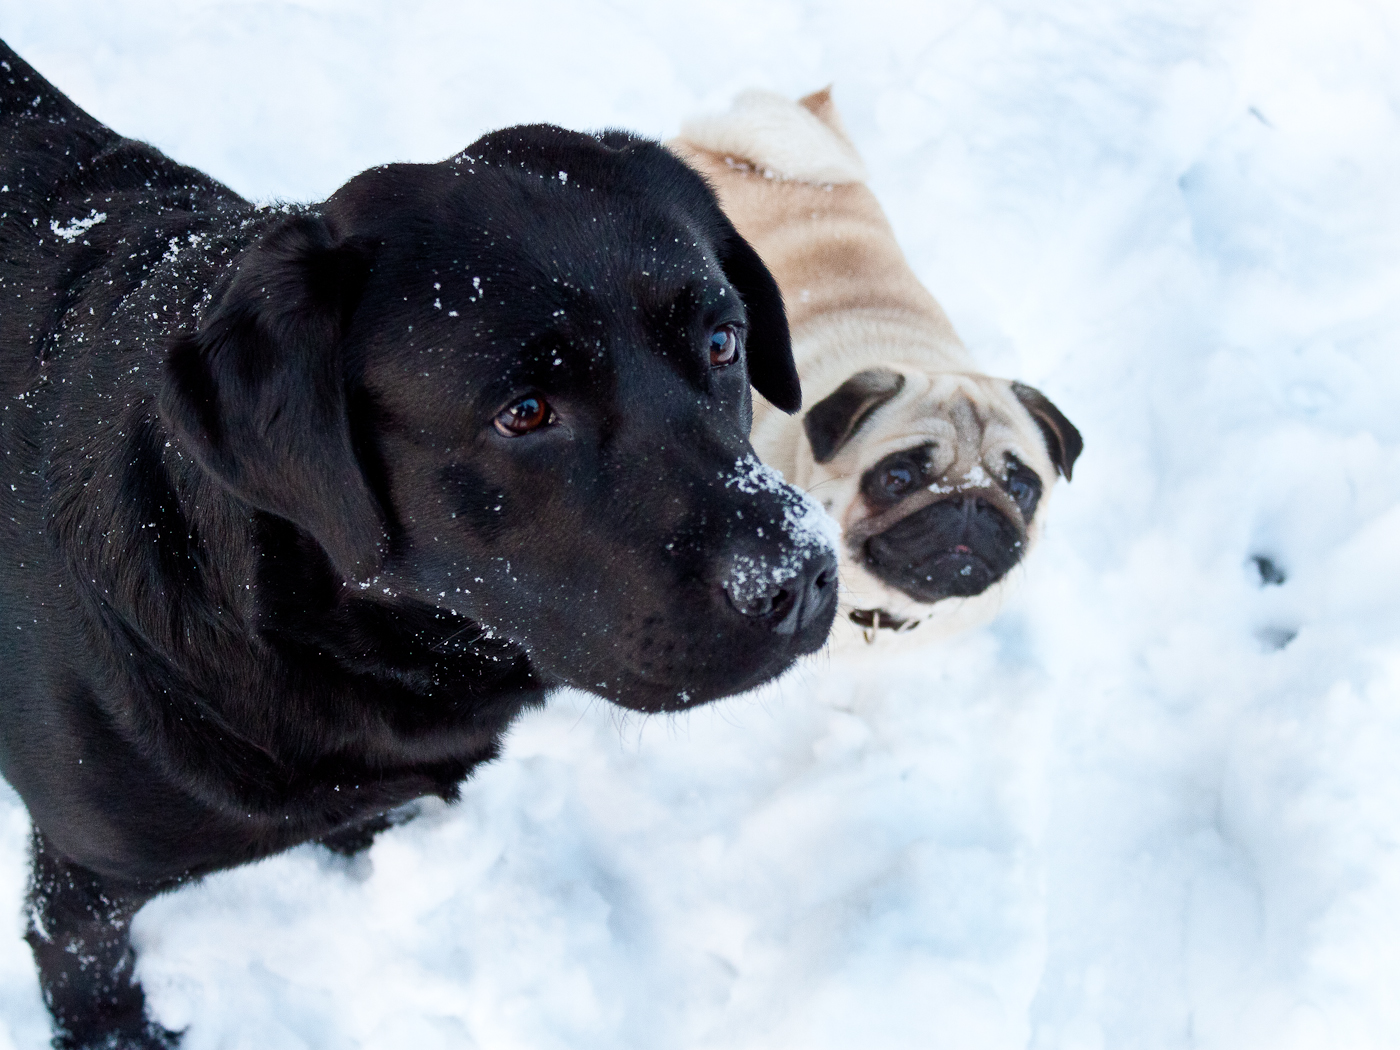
[494,395,552,436]
[709,325,740,367]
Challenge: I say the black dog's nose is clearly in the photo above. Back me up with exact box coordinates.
[721,548,838,636]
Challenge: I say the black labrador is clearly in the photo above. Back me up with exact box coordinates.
[0,42,837,1049]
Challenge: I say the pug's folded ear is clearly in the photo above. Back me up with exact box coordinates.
[804,368,906,463]
[158,213,386,582]
[1011,381,1083,481]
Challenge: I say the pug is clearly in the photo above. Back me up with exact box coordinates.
[671,88,1082,651]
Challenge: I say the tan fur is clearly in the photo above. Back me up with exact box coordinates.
[672,89,1069,653]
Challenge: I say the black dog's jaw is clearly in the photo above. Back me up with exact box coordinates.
[0,40,835,1048]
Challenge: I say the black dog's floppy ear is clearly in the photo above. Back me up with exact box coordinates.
[1011,381,1084,481]
[159,213,385,581]
[718,231,801,413]
[582,133,799,411]
[804,368,906,463]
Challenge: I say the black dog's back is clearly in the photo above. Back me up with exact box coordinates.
[1,40,235,214]
[1,41,241,406]
[1,40,115,199]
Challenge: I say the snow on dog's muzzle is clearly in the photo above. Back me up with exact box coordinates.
[718,456,841,641]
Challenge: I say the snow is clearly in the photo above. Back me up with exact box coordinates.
[725,454,841,583]
[720,455,836,600]
[48,209,106,243]
[3,1,1400,1047]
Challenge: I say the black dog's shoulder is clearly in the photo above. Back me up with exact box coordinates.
[0,43,546,881]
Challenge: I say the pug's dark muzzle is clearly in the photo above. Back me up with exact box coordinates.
[857,490,1026,603]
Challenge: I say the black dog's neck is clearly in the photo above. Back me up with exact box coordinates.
[249,510,540,699]
[72,417,548,821]
[132,405,544,709]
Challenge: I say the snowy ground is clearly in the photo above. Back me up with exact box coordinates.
[2,1,1399,1047]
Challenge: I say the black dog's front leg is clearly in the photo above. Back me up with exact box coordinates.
[24,830,180,1050]
[317,801,426,858]
[318,810,398,857]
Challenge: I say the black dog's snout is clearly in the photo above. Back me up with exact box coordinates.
[724,574,790,621]
[721,548,838,636]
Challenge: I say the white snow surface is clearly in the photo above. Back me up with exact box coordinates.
[3,2,1400,1047]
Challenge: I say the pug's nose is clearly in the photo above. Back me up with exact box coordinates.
[720,547,838,636]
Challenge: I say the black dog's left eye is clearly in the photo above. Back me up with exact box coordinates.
[494,395,554,436]
[709,325,740,367]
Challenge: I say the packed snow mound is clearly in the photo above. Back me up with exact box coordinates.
[2,1,1398,1048]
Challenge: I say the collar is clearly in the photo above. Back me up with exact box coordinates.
[848,607,922,644]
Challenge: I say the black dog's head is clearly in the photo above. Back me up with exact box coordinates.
[160,126,837,711]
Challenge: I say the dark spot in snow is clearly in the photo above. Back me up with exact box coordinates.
[1251,555,1286,587]
[1257,625,1298,652]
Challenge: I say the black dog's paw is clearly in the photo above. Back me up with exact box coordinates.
[318,812,395,858]
[317,802,423,858]
[55,1019,183,1050]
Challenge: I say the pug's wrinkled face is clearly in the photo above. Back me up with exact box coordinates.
[796,367,1082,614]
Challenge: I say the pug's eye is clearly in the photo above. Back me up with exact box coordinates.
[861,445,933,507]
[1003,454,1044,519]
[882,465,915,497]
[709,325,740,367]
[494,395,553,436]
[1007,474,1035,505]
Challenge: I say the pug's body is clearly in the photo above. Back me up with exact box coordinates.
[672,89,1082,651]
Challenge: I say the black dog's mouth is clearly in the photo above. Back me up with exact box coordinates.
[474,465,840,713]
[570,598,834,714]
[861,497,1023,603]
[600,657,798,713]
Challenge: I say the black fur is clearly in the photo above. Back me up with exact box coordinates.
[0,41,835,1048]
